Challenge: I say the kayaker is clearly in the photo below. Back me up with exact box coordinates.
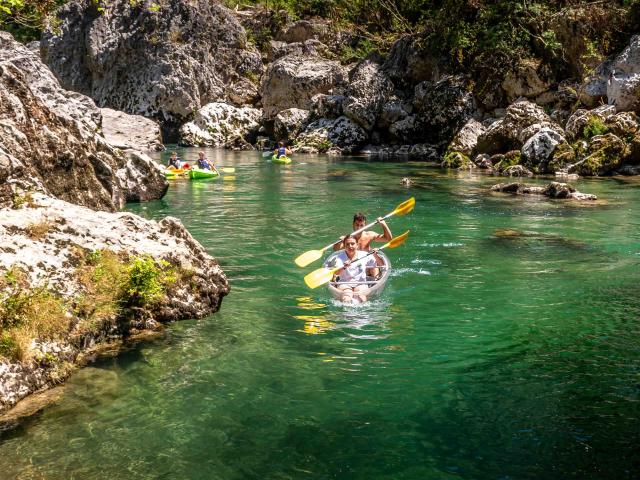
[273,141,292,159]
[331,236,383,304]
[333,213,392,278]
[197,152,219,174]
[168,151,182,169]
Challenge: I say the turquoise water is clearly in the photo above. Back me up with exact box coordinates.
[1,149,639,479]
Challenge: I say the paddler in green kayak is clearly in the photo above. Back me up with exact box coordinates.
[197,151,219,174]
[273,141,292,159]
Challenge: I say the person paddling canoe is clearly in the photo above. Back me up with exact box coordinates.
[333,212,392,278]
[168,151,182,169]
[197,151,219,174]
[331,236,384,304]
[273,141,292,159]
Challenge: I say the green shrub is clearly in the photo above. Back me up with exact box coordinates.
[120,256,175,308]
[583,116,609,139]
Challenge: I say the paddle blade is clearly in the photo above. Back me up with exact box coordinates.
[295,249,323,268]
[221,167,235,173]
[223,175,236,181]
[393,197,415,216]
[383,230,410,249]
[262,151,273,157]
[304,267,336,289]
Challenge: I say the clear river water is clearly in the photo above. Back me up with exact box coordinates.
[1,148,639,479]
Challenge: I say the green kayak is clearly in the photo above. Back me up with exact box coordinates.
[271,155,292,164]
[188,167,220,179]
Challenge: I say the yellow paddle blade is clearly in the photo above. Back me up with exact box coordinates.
[295,249,324,268]
[393,197,415,216]
[221,167,235,173]
[223,175,236,181]
[383,230,410,249]
[304,266,337,289]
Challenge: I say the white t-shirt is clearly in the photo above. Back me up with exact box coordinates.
[333,250,377,284]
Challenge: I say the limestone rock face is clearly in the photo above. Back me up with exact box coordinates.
[578,59,613,107]
[295,116,367,153]
[608,35,640,112]
[0,32,167,211]
[476,100,550,154]
[502,61,551,102]
[572,133,626,176]
[178,102,261,147]
[342,60,393,131]
[100,108,164,152]
[274,108,309,142]
[383,35,440,89]
[521,128,567,173]
[412,75,477,147]
[448,119,485,156]
[0,193,229,412]
[565,105,616,140]
[41,0,262,126]
[259,53,346,118]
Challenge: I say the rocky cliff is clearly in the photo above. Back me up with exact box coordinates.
[41,0,263,139]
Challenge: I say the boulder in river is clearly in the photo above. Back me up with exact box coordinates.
[491,181,597,200]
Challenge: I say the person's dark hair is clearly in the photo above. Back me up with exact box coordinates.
[353,212,367,223]
[278,141,285,147]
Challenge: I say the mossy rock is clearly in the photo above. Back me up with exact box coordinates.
[493,150,521,172]
[624,133,640,165]
[582,116,609,140]
[548,142,576,173]
[441,151,472,169]
[575,135,625,176]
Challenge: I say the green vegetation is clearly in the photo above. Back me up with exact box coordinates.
[441,151,471,168]
[0,251,178,362]
[583,116,609,139]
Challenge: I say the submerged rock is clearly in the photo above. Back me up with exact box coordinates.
[490,181,597,200]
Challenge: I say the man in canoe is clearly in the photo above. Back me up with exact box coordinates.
[197,152,219,174]
[333,213,392,278]
[273,141,292,159]
[332,236,384,304]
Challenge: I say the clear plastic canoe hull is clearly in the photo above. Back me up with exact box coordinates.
[322,250,391,301]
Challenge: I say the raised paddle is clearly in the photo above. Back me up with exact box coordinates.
[304,230,410,289]
[294,197,415,268]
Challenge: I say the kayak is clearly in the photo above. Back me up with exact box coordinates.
[165,167,188,178]
[322,250,391,302]
[188,167,220,179]
[271,155,292,164]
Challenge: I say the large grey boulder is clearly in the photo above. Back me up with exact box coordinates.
[274,108,310,142]
[0,32,167,211]
[383,35,440,88]
[564,105,616,141]
[100,108,164,152]
[295,116,367,153]
[608,35,640,112]
[342,60,393,131]
[502,61,551,102]
[448,119,486,156]
[412,75,477,146]
[41,0,262,127]
[521,128,567,173]
[476,100,550,154]
[0,192,229,412]
[178,102,261,147]
[259,53,346,118]
[578,59,614,107]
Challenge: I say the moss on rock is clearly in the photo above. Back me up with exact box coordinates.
[441,151,472,169]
